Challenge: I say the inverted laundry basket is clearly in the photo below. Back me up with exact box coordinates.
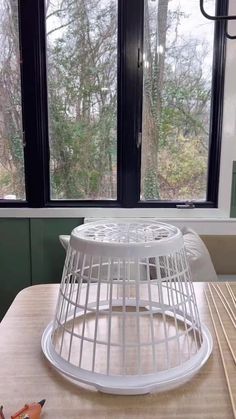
[42,220,212,395]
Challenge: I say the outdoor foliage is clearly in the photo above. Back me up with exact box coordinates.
[0,0,214,201]
[0,0,25,199]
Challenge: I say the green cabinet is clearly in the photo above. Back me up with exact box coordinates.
[0,217,83,319]
[230,161,236,218]
[0,219,31,319]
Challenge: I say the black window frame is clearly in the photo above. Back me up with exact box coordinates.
[0,0,228,208]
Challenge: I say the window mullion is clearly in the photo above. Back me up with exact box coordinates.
[19,0,50,207]
[207,0,228,205]
[118,0,144,208]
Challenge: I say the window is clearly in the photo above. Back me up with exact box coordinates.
[46,0,117,200]
[141,0,216,202]
[0,0,25,201]
[0,0,226,208]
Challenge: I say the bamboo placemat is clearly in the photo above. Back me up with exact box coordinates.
[205,283,236,419]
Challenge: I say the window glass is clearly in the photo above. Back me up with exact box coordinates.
[141,0,215,201]
[46,0,117,200]
[0,0,25,200]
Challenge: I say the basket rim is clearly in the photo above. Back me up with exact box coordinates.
[69,220,183,257]
[41,321,212,395]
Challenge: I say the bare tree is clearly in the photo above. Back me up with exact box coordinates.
[142,0,169,199]
[0,0,24,198]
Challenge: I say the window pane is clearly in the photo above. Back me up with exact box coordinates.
[141,0,215,201]
[46,0,117,200]
[0,0,25,200]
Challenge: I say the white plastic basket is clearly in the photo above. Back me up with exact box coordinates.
[42,220,212,395]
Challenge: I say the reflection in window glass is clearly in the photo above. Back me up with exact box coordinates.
[0,0,25,200]
[46,0,117,200]
[141,0,215,201]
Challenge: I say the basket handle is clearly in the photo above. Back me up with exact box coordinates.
[59,235,70,251]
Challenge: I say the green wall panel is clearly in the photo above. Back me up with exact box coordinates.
[0,219,31,320]
[230,161,236,218]
[30,218,83,284]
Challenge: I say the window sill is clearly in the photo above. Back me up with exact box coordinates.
[0,207,235,234]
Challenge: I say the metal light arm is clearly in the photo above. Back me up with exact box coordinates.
[200,0,236,21]
[200,0,236,39]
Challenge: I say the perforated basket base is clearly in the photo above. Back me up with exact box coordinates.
[42,319,212,395]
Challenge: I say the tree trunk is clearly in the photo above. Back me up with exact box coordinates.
[142,0,169,199]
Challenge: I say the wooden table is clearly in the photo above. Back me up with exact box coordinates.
[0,282,235,419]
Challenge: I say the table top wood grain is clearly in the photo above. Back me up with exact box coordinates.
[0,282,235,419]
